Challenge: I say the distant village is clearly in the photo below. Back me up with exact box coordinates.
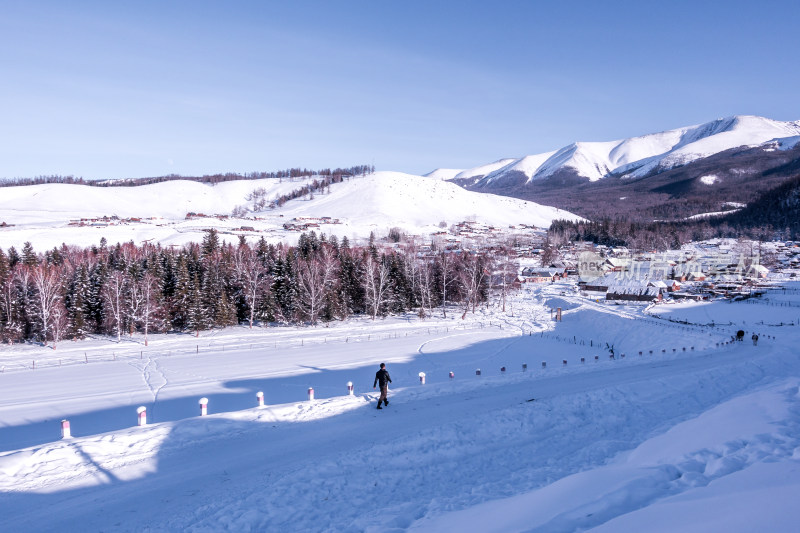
[55,212,800,307]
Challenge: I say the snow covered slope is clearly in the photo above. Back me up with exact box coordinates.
[461,115,800,188]
[0,178,318,224]
[1,281,799,531]
[280,171,582,232]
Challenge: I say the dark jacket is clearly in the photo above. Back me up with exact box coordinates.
[373,369,392,388]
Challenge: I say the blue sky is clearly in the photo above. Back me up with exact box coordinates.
[1,1,797,180]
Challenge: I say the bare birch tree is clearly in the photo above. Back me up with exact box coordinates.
[495,248,519,313]
[49,298,68,349]
[103,271,127,342]
[234,246,270,328]
[363,253,391,320]
[416,256,435,318]
[437,250,458,319]
[32,265,62,346]
[297,245,338,325]
[128,272,162,346]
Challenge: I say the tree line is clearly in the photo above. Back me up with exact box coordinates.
[0,165,375,188]
[0,230,505,347]
[548,216,787,251]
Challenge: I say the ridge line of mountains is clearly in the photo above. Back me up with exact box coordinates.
[426,115,800,225]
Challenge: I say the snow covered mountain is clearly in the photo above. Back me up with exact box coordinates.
[437,115,800,190]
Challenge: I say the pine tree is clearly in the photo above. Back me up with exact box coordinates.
[387,253,412,312]
[22,242,38,267]
[272,251,299,322]
[255,237,270,263]
[88,261,108,333]
[202,228,220,257]
[186,274,211,335]
[170,254,192,330]
[337,243,364,317]
[66,263,91,339]
[215,290,238,327]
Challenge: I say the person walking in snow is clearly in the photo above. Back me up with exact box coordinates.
[752,333,759,346]
[373,363,392,410]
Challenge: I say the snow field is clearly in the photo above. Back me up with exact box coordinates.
[1,283,799,531]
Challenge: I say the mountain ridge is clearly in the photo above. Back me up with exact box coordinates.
[435,115,800,190]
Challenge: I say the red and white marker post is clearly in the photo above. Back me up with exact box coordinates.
[256,391,264,407]
[308,387,314,401]
[449,371,454,379]
[199,397,208,416]
[418,372,426,385]
[137,406,147,426]
[61,419,71,439]
[347,382,354,396]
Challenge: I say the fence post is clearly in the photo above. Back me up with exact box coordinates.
[542,361,546,369]
[522,363,527,372]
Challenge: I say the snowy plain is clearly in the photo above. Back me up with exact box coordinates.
[1,281,799,532]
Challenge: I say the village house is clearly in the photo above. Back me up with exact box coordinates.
[520,267,562,283]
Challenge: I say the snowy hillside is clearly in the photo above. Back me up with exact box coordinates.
[454,115,800,188]
[1,280,799,531]
[0,172,581,250]
[0,177,318,224]
[278,171,582,234]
